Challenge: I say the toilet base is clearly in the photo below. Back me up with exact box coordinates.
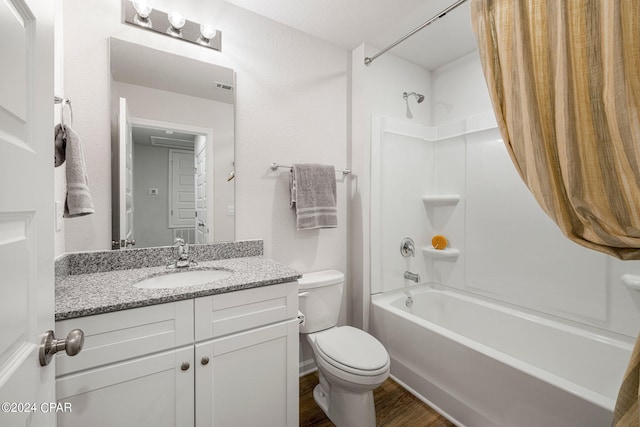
[312,382,377,427]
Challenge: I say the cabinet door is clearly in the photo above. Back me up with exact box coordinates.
[56,347,194,427]
[195,319,299,427]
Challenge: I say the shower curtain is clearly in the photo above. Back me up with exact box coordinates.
[471,0,640,260]
[471,0,640,425]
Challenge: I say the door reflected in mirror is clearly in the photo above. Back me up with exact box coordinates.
[110,38,235,249]
[130,120,210,248]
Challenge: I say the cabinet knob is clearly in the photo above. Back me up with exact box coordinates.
[181,361,190,371]
[201,356,210,366]
[39,329,85,367]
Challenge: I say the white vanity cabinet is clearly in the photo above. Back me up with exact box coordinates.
[54,281,298,427]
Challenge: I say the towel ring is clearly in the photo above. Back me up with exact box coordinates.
[54,96,74,132]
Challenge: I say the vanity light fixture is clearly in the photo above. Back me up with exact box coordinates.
[123,0,222,52]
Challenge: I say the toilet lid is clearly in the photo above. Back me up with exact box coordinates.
[315,326,389,374]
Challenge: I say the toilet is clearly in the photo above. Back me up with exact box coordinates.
[298,270,390,427]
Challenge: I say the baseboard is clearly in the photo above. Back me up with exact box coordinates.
[299,358,317,377]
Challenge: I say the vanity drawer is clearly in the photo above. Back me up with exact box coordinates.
[55,300,194,377]
[194,281,297,342]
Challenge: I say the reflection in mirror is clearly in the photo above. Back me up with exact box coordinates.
[129,119,212,248]
[109,38,235,249]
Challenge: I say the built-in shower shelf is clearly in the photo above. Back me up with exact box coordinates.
[422,247,460,259]
[622,274,640,291]
[422,195,460,206]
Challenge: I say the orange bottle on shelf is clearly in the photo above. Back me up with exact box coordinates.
[431,235,448,250]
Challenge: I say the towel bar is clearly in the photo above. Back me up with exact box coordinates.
[270,162,351,175]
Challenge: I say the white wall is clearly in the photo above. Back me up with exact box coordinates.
[59,0,349,281]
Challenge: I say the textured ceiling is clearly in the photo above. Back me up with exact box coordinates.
[223,0,478,70]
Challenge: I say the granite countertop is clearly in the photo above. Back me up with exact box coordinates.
[55,256,301,320]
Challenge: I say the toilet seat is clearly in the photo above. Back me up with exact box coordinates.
[315,326,389,376]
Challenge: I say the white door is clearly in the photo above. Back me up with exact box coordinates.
[194,136,207,244]
[0,0,55,426]
[170,150,196,229]
[116,97,134,248]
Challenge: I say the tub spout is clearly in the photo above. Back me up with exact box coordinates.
[404,271,420,283]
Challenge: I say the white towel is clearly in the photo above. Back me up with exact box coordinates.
[55,124,95,217]
[289,163,337,230]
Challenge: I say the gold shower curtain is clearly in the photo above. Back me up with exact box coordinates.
[471,1,640,425]
[471,0,640,260]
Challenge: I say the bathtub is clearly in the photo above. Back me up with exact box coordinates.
[370,286,633,427]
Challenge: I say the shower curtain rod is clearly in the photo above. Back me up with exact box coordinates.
[364,0,469,66]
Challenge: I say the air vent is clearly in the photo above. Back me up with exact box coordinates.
[150,136,194,150]
[216,82,234,91]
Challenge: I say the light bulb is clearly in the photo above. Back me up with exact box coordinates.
[168,11,185,30]
[132,1,152,19]
[200,24,217,40]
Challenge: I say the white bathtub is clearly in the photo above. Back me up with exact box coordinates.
[370,286,633,427]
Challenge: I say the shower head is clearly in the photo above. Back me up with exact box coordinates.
[403,91,425,103]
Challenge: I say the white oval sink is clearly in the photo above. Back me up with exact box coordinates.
[133,269,233,289]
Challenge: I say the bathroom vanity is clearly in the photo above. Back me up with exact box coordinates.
[54,241,300,427]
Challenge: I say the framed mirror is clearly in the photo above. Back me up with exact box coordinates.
[109,38,235,249]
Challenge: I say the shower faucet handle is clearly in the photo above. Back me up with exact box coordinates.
[400,237,416,257]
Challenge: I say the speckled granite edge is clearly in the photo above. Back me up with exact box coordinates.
[54,254,70,278]
[55,256,301,320]
[55,240,263,277]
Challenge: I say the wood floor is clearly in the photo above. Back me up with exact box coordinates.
[299,372,456,427]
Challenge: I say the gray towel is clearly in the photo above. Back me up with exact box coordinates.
[289,163,337,230]
[55,124,95,217]
[54,124,66,167]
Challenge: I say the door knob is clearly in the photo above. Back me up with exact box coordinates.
[39,329,85,367]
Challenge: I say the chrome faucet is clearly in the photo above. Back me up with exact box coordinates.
[404,271,420,283]
[174,238,190,268]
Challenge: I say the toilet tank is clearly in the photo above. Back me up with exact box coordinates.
[298,270,344,334]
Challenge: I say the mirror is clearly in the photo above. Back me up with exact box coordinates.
[109,38,235,249]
